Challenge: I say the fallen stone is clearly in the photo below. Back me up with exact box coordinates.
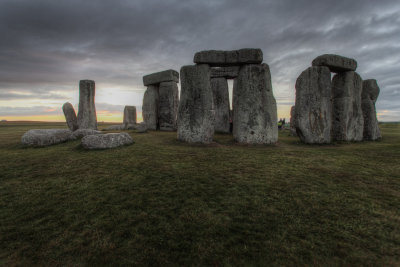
[135,122,148,133]
[362,79,381,140]
[210,66,240,78]
[71,129,102,139]
[177,64,215,143]
[312,54,357,73]
[21,129,74,147]
[289,105,297,136]
[123,106,137,127]
[142,85,159,130]
[332,71,364,141]
[143,69,179,86]
[62,102,78,131]
[211,77,230,133]
[233,64,278,144]
[104,124,126,131]
[81,133,133,150]
[194,48,263,66]
[77,80,97,129]
[158,81,179,131]
[294,66,332,143]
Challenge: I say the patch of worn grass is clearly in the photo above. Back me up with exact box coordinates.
[0,121,399,266]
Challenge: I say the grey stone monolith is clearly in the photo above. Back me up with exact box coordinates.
[143,69,179,86]
[77,80,97,130]
[332,71,364,141]
[21,129,74,147]
[81,133,133,150]
[289,105,297,136]
[362,79,381,140]
[177,64,215,144]
[62,102,78,131]
[211,77,230,133]
[142,85,159,130]
[294,66,332,143]
[312,54,357,73]
[233,64,278,144]
[194,49,263,66]
[211,66,240,78]
[158,81,179,131]
[123,106,137,128]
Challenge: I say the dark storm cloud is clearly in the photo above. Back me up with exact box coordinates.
[0,0,399,120]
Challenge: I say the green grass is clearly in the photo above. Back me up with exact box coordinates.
[0,121,399,266]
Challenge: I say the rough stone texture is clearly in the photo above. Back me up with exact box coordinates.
[123,106,137,127]
[135,122,148,133]
[362,79,381,140]
[158,81,179,131]
[211,77,230,133]
[81,133,133,150]
[62,102,78,131]
[71,129,102,139]
[294,66,332,143]
[77,80,97,130]
[289,105,297,136]
[104,124,126,131]
[177,64,215,143]
[210,66,240,78]
[194,49,263,66]
[233,64,278,144]
[142,85,159,130]
[143,69,179,86]
[21,129,73,147]
[332,71,364,141]
[312,54,357,73]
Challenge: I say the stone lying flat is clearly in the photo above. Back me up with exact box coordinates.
[62,102,78,131]
[143,69,179,86]
[21,129,74,147]
[194,48,263,66]
[312,54,357,73]
[81,133,133,150]
[71,129,102,139]
[362,79,381,140]
[142,85,159,130]
[210,66,240,78]
[104,124,126,131]
[134,122,148,133]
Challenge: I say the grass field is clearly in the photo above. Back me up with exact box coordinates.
[0,121,399,266]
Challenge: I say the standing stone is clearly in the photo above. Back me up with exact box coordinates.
[332,71,364,141]
[142,85,159,130]
[294,66,332,143]
[177,64,215,144]
[77,80,97,130]
[158,81,179,131]
[62,102,78,131]
[289,105,297,136]
[362,79,381,140]
[233,64,278,144]
[211,77,230,133]
[123,106,137,128]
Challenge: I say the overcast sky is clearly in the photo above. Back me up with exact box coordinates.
[0,0,399,121]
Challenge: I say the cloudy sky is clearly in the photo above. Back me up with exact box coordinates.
[0,0,399,122]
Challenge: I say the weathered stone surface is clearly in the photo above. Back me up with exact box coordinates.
[194,49,263,66]
[158,81,179,131]
[294,66,332,143]
[142,85,159,130]
[71,129,102,139]
[135,122,148,133]
[312,54,357,73]
[21,129,73,147]
[289,105,297,136]
[143,69,179,86]
[77,80,97,130]
[177,64,215,143]
[104,124,125,131]
[332,71,364,141]
[62,102,78,131]
[233,64,278,144]
[123,106,137,127]
[362,79,381,140]
[210,66,240,78]
[211,77,230,133]
[81,133,133,150]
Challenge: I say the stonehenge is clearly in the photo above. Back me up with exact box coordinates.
[123,106,137,128]
[211,77,230,133]
[289,106,297,136]
[312,54,357,73]
[158,81,179,131]
[62,102,78,131]
[142,85,159,130]
[362,80,381,140]
[77,80,97,130]
[21,129,74,147]
[194,49,263,66]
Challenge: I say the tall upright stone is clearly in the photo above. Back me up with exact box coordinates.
[123,106,137,128]
[62,102,78,131]
[332,71,364,141]
[142,85,159,130]
[233,64,278,144]
[294,66,332,143]
[211,77,230,133]
[77,80,97,130]
[177,64,215,144]
[158,81,179,131]
[362,79,381,140]
[289,105,297,136]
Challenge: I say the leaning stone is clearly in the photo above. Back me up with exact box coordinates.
[362,79,381,140]
[233,64,278,144]
[194,48,263,66]
[158,81,179,131]
[211,77,230,133]
[104,124,126,131]
[81,133,133,150]
[71,129,102,139]
[142,85,159,130]
[177,64,215,143]
[289,105,297,136]
[332,71,364,141]
[123,106,137,128]
[21,129,73,147]
[143,69,179,86]
[62,102,78,131]
[210,66,240,78]
[77,80,97,130]
[294,66,332,143]
[312,54,357,73]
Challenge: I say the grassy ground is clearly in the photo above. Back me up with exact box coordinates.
[0,121,399,266]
